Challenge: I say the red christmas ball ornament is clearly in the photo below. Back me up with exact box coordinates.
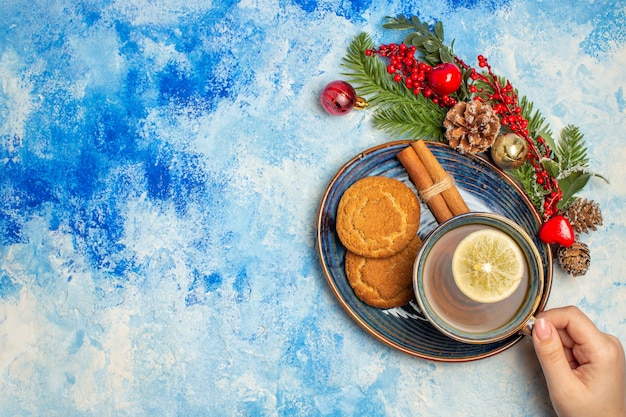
[320,80,357,115]
[427,63,462,96]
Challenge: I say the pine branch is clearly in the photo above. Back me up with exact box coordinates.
[510,161,549,210]
[341,32,447,141]
[552,125,609,210]
[372,101,446,141]
[519,96,554,147]
[555,124,589,170]
[341,32,417,107]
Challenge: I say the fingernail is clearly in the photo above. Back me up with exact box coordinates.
[534,318,552,341]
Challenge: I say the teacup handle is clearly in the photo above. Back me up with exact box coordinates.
[520,316,536,337]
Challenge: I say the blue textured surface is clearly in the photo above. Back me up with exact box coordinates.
[0,0,625,415]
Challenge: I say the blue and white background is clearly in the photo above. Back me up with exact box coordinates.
[1,0,625,415]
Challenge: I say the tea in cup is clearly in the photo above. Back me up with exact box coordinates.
[413,212,544,344]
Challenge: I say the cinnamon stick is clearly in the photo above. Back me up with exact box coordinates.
[397,146,454,223]
[411,140,470,217]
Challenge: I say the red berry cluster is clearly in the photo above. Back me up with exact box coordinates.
[527,138,563,218]
[462,55,562,218]
[366,43,458,107]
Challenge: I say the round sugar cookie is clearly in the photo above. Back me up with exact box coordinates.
[336,176,420,258]
[345,234,423,309]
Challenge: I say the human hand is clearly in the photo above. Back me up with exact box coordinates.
[532,306,626,417]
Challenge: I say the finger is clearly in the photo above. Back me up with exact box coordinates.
[555,329,582,368]
[536,306,603,348]
[532,318,577,387]
[562,346,579,369]
[555,327,574,347]
[552,339,577,369]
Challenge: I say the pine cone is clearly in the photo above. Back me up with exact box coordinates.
[444,101,501,153]
[557,240,590,277]
[564,198,603,234]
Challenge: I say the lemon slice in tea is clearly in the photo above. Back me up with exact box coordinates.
[451,228,525,303]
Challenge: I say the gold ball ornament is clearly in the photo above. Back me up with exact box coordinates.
[490,133,529,169]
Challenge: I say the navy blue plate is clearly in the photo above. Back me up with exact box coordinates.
[316,140,553,362]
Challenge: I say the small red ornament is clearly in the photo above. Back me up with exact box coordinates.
[538,215,575,247]
[427,63,462,96]
[320,80,357,115]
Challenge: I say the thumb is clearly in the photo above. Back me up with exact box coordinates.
[532,318,573,388]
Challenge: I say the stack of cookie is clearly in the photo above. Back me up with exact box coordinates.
[336,176,422,309]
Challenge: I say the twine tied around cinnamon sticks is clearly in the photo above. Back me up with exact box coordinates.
[397,140,469,224]
[418,175,453,203]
